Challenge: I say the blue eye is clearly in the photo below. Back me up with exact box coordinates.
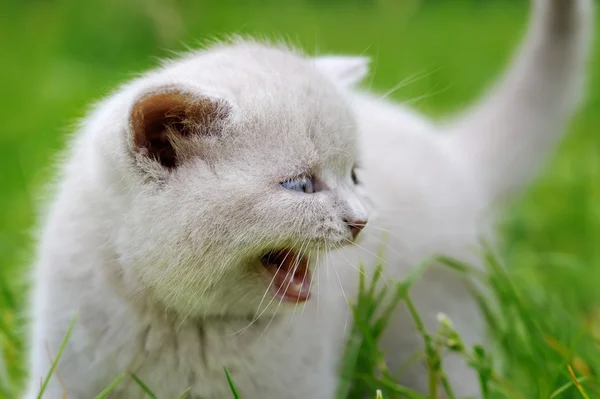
[282,175,314,194]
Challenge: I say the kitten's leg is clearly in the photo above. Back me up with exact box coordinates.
[445,0,594,201]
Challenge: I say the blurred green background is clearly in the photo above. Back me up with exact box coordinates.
[1,0,600,397]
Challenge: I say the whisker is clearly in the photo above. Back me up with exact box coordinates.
[228,239,302,337]
[335,246,367,278]
[316,249,321,314]
[339,235,404,281]
[340,236,390,266]
[380,67,440,100]
[252,247,296,319]
[289,248,312,327]
[325,243,333,300]
[258,238,308,340]
[403,83,450,105]
[302,250,319,316]
[177,281,205,331]
[330,248,350,331]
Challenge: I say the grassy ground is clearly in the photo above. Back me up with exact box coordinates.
[1,0,600,397]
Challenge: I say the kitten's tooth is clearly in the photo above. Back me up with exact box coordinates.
[289,283,302,294]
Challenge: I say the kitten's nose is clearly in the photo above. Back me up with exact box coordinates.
[345,217,367,240]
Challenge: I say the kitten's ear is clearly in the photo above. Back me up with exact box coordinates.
[313,55,370,87]
[129,87,229,168]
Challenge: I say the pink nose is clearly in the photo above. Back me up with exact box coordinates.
[345,218,367,240]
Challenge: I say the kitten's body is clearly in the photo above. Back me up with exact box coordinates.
[343,1,593,391]
[25,0,593,398]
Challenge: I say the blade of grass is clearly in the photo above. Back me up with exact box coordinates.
[130,373,158,398]
[94,373,125,399]
[568,365,591,399]
[400,290,440,396]
[440,372,457,399]
[336,328,363,399]
[224,367,241,399]
[371,282,406,339]
[550,376,591,399]
[37,313,77,399]
[399,257,434,292]
[355,373,428,399]
[177,387,192,399]
[437,255,486,279]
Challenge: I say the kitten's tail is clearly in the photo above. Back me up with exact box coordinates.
[444,0,594,202]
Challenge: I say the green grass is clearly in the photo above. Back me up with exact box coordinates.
[1,0,600,398]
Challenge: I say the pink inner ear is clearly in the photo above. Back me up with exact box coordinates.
[130,90,227,169]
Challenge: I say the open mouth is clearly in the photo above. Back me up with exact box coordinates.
[260,249,312,303]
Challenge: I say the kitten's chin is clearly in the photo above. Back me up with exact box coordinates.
[260,249,312,303]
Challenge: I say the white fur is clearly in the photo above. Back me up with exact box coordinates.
[24,0,593,398]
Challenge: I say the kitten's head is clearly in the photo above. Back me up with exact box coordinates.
[110,42,369,318]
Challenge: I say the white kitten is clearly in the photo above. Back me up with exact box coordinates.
[24,0,593,398]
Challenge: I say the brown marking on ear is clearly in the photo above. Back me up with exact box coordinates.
[130,90,229,169]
